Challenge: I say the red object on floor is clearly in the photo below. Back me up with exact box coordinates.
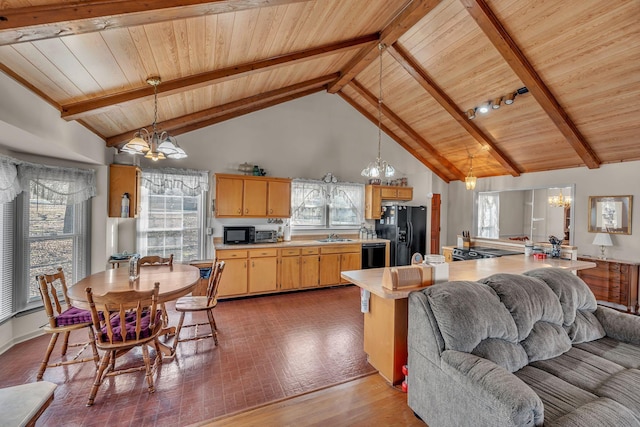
[402,381,408,393]
[402,364,408,392]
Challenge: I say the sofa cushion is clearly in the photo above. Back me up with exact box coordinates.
[596,369,640,420]
[576,337,640,370]
[480,273,564,341]
[521,321,572,362]
[524,268,605,343]
[425,281,527,372]
[547,397,640,427]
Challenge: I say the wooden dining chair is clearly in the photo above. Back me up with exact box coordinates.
[35,267,100,380]
[85,282,163,406]
[172,261,225,353]
[139,254,173,266]
[139,254,173,326]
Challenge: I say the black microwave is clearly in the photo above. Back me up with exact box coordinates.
[223,226,255,244]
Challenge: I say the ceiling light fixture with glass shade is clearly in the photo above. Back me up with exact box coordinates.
[361,43,395,181]
[121,76,187,161]
[465,154,477,190]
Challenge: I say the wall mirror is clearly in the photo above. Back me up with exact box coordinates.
[588,195,632,234]
[475,185,574,245]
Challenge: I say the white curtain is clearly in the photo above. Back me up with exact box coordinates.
[0,156,21,203]
[18,162,96,205]
[141,167,209,196]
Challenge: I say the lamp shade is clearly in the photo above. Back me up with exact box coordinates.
[592,233,613,247]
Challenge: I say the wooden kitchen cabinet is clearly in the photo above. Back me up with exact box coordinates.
[319,245,361,286]
[443,247,453,263]
[248,248,278,294]
[577,256,639,312]
[300,247,320,288]
[108,164,141,218]
[365,185,413,219]
[215,174,291,218]
[217,254,248,297]
[279,248,301,290]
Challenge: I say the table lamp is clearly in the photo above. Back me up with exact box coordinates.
[592,233,613,259]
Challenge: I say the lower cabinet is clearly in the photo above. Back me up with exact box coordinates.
[319,245,361,286]
[216,243,362,298]
[577,256,639,312]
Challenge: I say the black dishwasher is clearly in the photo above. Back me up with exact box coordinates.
[362,242,387,269]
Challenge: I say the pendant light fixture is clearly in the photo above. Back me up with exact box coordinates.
[465,154,477,190]
[121,76,187,161]
[361,43,395,180]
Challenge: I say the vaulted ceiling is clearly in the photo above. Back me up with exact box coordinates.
[1,0,638,182]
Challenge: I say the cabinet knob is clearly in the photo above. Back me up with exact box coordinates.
[245,208,249,214]
[269,208,273,214]
[237,208,241,214]
[252,261,255,268]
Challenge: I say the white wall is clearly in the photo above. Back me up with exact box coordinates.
[447,162,640,260]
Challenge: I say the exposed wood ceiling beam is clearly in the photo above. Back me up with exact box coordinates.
[387,43,521,177]
[327,0,441,94]
[348,80,465,181]
[106,73,337,147]
[460,0,601,169]
[61,33,377,121]
[0,0,311,46]
[338,92,451,183]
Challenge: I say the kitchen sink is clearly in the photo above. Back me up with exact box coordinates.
[317,238,353,242]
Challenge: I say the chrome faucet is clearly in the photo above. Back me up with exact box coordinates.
[328,233,339,240]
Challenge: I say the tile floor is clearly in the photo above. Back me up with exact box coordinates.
[0,285,375,426]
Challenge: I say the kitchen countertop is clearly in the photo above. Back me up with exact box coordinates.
[214,238,389,250]
[342,255,596,300]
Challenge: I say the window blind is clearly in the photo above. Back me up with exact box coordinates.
[0,201,14,322]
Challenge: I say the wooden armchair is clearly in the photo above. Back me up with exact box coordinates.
[35,267,99,380]
[172,260,225,352]
[85,282,163,406]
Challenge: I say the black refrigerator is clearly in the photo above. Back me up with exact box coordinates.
[375,205,427,266]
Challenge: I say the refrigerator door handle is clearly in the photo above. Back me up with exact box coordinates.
[408,221,413,249]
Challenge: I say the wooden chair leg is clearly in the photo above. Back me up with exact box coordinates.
[172,312,186,354]
[211,312,218,331]
[37,333,59,380]
[141,345,155,394]
[87,350,112,406]
[87,326,99,367]
[61,331,71,356]
[206,310,218,346]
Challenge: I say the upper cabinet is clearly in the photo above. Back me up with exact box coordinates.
[108,164,141,218]
[215,174,291,218]
[365,185,413,219]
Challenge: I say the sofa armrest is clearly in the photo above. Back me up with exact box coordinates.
[595,306,640,345]
[442,350,544,426]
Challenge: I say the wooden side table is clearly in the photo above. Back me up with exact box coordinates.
[577,255,640,313]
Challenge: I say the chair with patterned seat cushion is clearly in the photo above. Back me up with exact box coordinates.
[36,267,99,381]
[172,260,225,353]
[85,282,163,406]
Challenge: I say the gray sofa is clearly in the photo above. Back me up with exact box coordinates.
[408,268,640,426]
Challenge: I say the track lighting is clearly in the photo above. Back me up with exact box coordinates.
[465,87,527,120]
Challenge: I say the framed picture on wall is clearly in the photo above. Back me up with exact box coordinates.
[588,195,632,234]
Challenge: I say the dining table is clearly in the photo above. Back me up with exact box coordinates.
[68,263,201,356]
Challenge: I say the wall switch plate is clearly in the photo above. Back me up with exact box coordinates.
[206,227,213,235]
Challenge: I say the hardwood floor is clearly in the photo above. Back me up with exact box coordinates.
[196,373,425,427]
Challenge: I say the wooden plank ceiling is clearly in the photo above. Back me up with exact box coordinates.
[1,0,638,181]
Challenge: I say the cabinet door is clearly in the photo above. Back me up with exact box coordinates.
[396,187,413,201]
[268,181,291,217]
[340,252,361,284]
[365,186,382,220]
[280,256,300,290]
[216,176,244,217]
[243,179,268,216]
[109,165,141,218]
[300,255,320,288]
[218,258,248,297]
[249,257,278,293]
[380,187,397,199]
[319,254,341,286]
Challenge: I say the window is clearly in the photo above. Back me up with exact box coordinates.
[290,179,364,229]
[137,169,208,262]
[0,202,14,322]
[13,162,94,313]
[477,192,499,238]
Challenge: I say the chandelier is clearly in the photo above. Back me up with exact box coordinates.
[361,43,395,179]
[465,154,476,190]
[548,190,571,207]
[121,77,187,161]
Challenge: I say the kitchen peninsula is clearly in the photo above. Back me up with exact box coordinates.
[342,256,597,384]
